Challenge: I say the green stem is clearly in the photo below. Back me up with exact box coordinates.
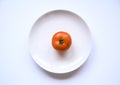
[59,39,64,44]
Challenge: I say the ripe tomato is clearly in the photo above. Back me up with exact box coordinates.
[52,31,72,51]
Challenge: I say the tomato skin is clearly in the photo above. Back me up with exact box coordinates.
[52,31,72,51]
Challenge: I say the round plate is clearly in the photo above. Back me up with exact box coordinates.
[29,10,92,74]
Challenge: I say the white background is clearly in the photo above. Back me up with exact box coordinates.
[0,0,120,85]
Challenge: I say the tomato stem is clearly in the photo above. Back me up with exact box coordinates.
[59,39,64,44]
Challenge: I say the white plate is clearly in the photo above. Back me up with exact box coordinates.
[29,10,92,74]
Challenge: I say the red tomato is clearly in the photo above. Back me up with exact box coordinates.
[52,31,72,51]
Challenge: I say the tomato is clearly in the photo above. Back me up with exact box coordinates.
[52,31,72,51]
